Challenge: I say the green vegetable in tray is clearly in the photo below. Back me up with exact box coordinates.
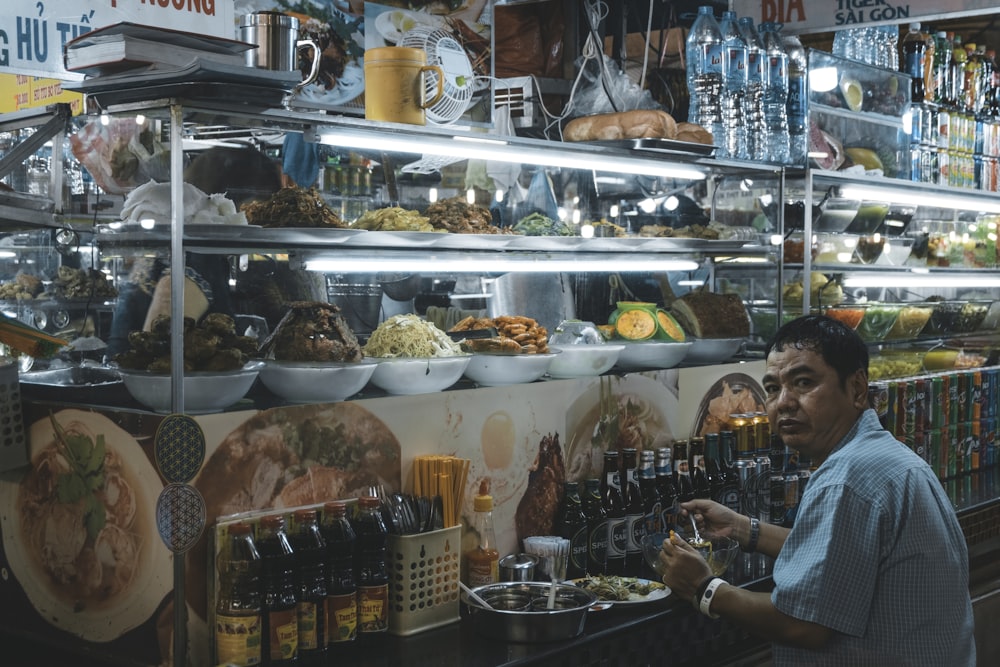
[513,212,574,237]
[856,306,899,342]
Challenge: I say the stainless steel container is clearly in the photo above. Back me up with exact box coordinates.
[239,11,319,88]
[498,553,539,582]
[465,582,597,643]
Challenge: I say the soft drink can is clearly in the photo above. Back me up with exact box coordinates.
[946,423,958,478]
[929,376,945,429]
[927,429,941,478]
[971,371,983,422]
[970,419,981,471]
[869,381,890,427]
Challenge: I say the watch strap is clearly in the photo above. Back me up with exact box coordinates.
[698,577,725,619]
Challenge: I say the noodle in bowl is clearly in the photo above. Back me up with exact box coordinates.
[0,409,169,641]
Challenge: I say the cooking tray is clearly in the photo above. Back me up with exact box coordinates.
[588,138,717,157]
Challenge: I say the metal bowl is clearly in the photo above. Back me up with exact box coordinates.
[465,582,597,643]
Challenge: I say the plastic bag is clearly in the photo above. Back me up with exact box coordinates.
[70,118,170,194]
[567,54,663,117]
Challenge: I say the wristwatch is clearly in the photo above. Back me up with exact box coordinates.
[742,516,760,553]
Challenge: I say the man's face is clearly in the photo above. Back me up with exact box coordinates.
[762,345,867,464]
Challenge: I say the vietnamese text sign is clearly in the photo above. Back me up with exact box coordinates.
[1,0,235,80]
[733,0,1000,34]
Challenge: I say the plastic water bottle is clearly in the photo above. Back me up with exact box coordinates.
[739,17,767,162]
[719,11,748,160]
[760,22,790,164]
[783,32,808,166]
[902,22,930,103]
[686,6,724,146]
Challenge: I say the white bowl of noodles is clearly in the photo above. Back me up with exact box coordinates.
[368,356,471,394]
[0,409,170,641]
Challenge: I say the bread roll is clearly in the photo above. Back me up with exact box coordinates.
[675,122,715,145]
[564,109,678,142]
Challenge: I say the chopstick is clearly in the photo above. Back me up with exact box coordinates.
[412,455,471,528]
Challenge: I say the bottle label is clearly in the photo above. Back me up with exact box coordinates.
[266,608,298,662]
[296,600,321,651]
[569,524,589,574]
[726,47,747,83]
[588,519,609,571]
[747,51,764,82]
[326,592,357,643]
[701,43,724,75]
[787,76,807,125]
[215,612,262,666]
[643,501,662,535]
[767,54,787,90]
[358,585,389,634]
[607,517,627,558]
[467,557,499,588]
[626,513,645,553]
[718,486,741,514]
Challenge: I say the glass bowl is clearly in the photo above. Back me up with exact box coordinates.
[549,320,605,346]
[641,532,740,578]
[924,301,991,335]
[883,304,934,340]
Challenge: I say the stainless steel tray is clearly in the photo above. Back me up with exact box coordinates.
[589,138,717,157]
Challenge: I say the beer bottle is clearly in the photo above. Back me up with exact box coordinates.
[655,447,679,530]
[290,509,326,667]
[672,440,695,504]
[621,448,645,577]
[582,478,608,575]
[638,449,663,535]
[353,496,389,640]
[258,514,298,666]
[554,481,588,579]
[704,433,725,502]
[320,501,357,647]
[215,521,262,667]
[718,431,742,514]
[689,437,711,500]
[600,450,627,576]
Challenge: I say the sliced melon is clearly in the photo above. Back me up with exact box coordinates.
[655,309,686,341]
[615,309,658,340]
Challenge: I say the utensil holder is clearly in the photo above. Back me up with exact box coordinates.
[0,359,27,471]
[388,525,461,636]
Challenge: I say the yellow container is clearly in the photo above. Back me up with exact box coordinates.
[364,46,443,125]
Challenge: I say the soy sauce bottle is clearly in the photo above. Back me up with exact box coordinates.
[321,501,357,647]
[353,496,389,640]
[258,514,298,666]
[291,509,326,667]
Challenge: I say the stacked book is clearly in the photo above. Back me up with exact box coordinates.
[62,22,299,93]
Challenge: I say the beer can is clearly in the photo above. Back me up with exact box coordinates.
[869,381,889,427]
[752,413,771,458]
[735,459,758,517]
[768,472,786,527]
[754,456,771,524]
[730,414,753,460]
[783,473,799,518]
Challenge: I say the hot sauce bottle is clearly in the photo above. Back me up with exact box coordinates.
[464,480,499,587]
[353,496,389,640]
[321,501,357,647]
[257,514,298,666]
[215,521,262,667]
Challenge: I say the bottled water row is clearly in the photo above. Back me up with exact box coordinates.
[686,6,807,165]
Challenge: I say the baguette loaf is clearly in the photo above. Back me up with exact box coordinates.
[564,109,678,142]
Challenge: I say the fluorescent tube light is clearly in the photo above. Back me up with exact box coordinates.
[839,184,1000,214]
[842,273,1000,288]
[317,130,707,181]
[303,257,700,273]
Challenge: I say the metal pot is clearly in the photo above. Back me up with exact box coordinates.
[465,582,597,643]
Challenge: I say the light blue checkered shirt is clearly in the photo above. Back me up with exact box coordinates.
[771,409,975,666]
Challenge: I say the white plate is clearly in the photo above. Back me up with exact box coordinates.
[615,341,693,370]
[684,337,744,364]
[0,409,170,641]
[566,577,671,605]
[368,355,471,394]
[463,352,559,386]
[546,344,624,378]
[118,362,263,414]
[291,57,365,108]
[259,360,376,403]
[374,8,446,44]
